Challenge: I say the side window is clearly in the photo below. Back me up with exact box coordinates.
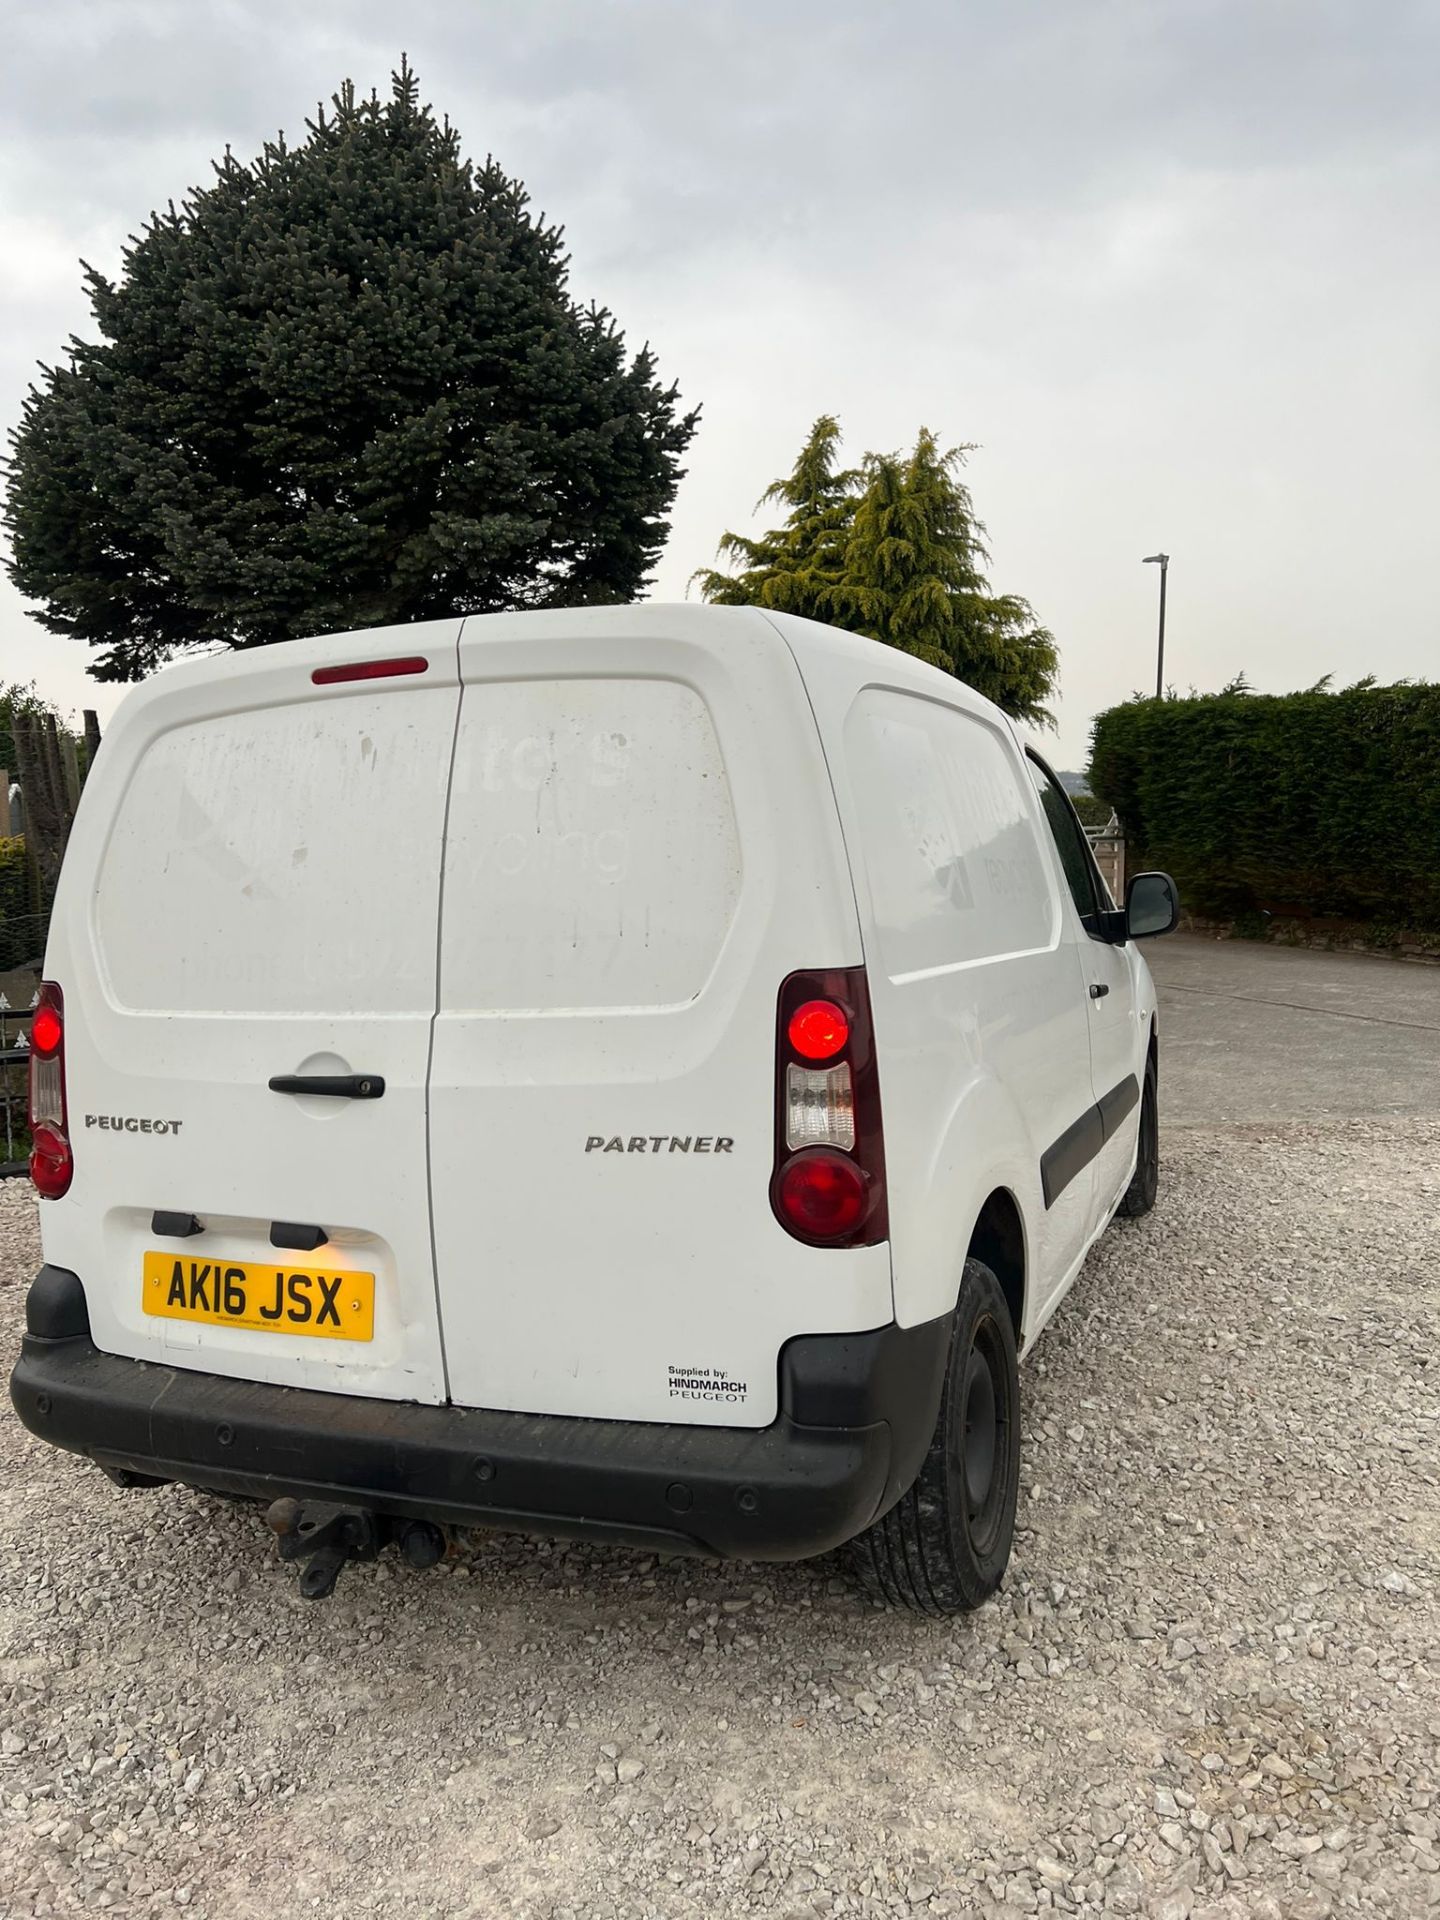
[1026,755,1103,930]
[844,690,1058,979]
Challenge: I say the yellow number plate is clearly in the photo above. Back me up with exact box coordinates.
[142,1252,375,1342]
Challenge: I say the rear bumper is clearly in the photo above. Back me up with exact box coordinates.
[10,1267,951,1561]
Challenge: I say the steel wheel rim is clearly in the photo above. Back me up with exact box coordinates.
[958,1315,1010,1556]
[1142,1078,1158,1196]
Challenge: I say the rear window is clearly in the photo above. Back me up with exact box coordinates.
[440,678,741,1012]
[94,688,456,1014]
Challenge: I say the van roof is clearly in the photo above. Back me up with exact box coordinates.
[126,602,1013,731]
[756,607,1009,721]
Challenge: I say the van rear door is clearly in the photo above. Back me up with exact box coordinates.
[46,622,463,1405]
[427,607,892,1428]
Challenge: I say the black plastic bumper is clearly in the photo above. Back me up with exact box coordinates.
[10,1266,951,1561]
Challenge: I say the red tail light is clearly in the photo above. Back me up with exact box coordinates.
[28,981,73,1200]
[770,967,887,1247]
[30,1001,63,1057]
[787,998,850,1062]
[775,1150,868,1238]
[30,1126,73,1200]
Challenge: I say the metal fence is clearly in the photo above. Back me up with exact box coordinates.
[0,909,49,975]
[0,889,46,1174]
[1,992,35,1177]
[1085,816,1125,904]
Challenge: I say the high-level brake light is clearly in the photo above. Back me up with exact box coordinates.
[311,656,429,686]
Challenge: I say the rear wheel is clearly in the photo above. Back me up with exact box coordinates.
[847,1257,1020,1615]
[1118,1051,1159,1218]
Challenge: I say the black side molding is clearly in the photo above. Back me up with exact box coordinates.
[1040,1072,1141,1209]
[268,1075,385,1100]
[1040,1106,1105,1209]
[1097,1073,1140,1138]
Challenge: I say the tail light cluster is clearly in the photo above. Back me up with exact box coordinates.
[28,981,73,1199]
[770,967,887,1246]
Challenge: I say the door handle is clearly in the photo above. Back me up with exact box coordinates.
[268,1074,386,1099]
[1089,983,1110,999]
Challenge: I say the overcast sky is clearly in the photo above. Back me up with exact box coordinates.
[3,0,1437,767]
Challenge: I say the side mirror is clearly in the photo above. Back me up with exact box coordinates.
[1125,871,1180,939]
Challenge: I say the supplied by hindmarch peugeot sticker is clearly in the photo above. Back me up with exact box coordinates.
[668,1364,750,1405]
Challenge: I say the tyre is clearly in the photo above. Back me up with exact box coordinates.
[847,1256,1020,1615]
[1118,1050,1159,1218]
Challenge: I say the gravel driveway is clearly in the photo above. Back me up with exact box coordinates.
[3,1110,1438,1919]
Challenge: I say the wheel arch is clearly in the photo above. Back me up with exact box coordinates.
[965,1186,1028,1352]
[889,1064,1040,1330]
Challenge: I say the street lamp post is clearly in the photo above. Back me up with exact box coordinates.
[1142,553,1169,698]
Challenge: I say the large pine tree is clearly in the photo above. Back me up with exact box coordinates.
[4,63,699,680]
[698,419,1059,727]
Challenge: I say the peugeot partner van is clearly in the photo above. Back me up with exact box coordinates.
[10,605,1177,1610]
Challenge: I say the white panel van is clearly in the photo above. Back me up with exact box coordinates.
[10,606,1178,1610]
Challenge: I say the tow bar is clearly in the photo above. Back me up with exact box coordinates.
[264,1497,446,1599]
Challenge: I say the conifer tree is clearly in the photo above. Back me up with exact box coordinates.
[691,414,856,622]
[948,591,1060,727]
[698,419,1059,726]
[839,430,988,670]
[4,62,698,680]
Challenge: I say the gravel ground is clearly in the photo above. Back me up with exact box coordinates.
[1,1118,1437,1920]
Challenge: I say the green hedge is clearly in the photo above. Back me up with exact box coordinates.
[1088,684,1440,927]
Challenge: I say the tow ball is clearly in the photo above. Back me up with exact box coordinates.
[264,1497,445,1599]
